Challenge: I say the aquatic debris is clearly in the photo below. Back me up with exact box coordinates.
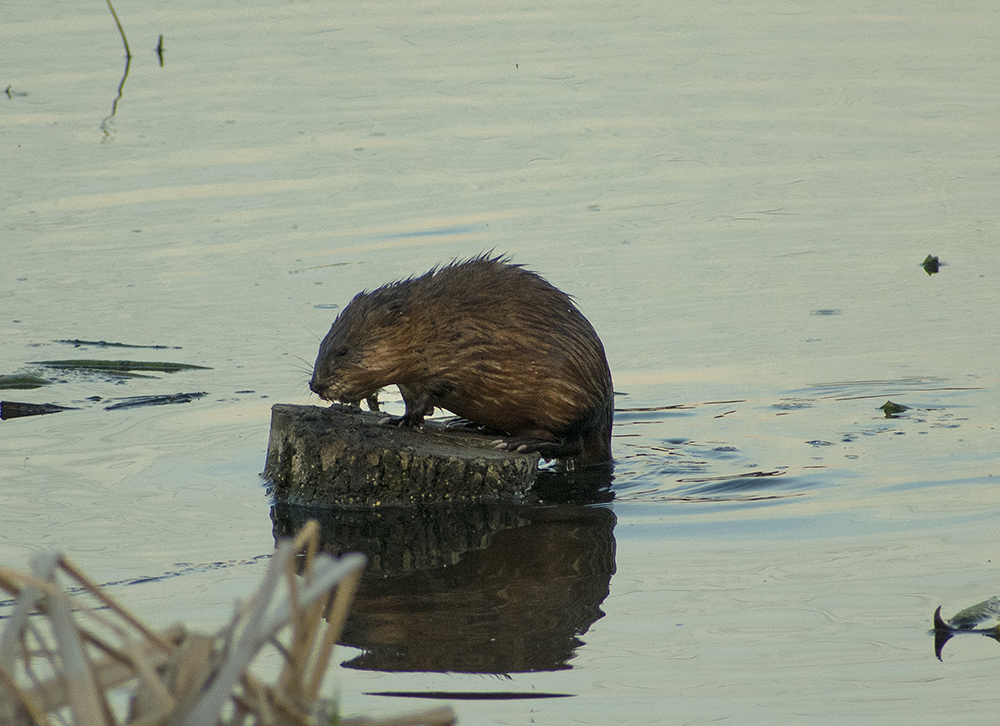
[56,339,181,350]
[0,373,50,390]
[1,393,209,420]
[0,523,451,725]
[922,254,941,275]
[0,401,79,420]
[32,359,211,375]
[48,360,193,371]
[935,596,1000,630]
[103,392,208,411]
[932,596,1000,660]
[1,360,215,420]
[368,690,572,700]
[880,401,908,418]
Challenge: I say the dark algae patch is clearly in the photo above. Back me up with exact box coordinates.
[0,373,51,390]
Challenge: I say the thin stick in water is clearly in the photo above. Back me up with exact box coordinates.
[105,0,131,59]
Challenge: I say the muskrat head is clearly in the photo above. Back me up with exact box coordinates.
[309,285,416,404]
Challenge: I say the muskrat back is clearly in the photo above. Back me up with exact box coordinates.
[310,254,613,465]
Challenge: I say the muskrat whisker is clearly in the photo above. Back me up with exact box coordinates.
[294,318,325,343]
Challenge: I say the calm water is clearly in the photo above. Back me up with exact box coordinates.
[3,0,1000,723]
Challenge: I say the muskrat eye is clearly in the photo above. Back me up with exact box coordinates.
[335,346,350,358]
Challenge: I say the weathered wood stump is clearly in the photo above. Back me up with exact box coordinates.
[263,404,541,507]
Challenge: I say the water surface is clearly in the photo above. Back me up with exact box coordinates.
[2,0,1000,723]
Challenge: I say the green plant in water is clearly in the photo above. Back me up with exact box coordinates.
[31,359,212,375]
[0,373,51,390]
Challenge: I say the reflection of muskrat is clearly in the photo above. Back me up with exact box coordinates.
[309,254,613,465]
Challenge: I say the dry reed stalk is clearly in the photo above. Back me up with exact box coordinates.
[0,521,428,726]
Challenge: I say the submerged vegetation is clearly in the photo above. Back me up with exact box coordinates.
[1,343,216,419]
[31,359,212,376]
[3,341,206,390]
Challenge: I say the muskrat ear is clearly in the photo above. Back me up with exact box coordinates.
[385,296,409,322]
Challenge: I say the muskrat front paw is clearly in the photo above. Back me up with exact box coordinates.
[493,438,528,452]
[381,414,420,428]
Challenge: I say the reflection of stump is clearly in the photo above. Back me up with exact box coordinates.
[263,404,540,507]
[271,501,527,574]
[273,501,617,674]
[341,505,618,674]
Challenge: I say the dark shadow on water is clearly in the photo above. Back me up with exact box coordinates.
[272,498,617,674]
[532,464,615,505]
[673,470,798,497]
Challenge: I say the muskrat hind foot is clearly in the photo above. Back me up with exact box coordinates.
[494,434,583,461]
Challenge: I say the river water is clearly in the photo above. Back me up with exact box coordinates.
[2,0,1000,723]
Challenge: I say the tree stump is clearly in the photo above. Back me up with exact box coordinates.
[263,404,541,508]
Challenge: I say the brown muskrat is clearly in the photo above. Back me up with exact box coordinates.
[309,254,613,465]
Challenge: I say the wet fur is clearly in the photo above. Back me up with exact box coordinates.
[310,254,613,465]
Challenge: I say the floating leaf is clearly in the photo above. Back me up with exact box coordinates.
[932,596,1000,660]
[880,401,908,417]
[941,596,1000,630]
[922,254,941,275]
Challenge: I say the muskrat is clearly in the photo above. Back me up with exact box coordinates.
[309,254,613,465]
